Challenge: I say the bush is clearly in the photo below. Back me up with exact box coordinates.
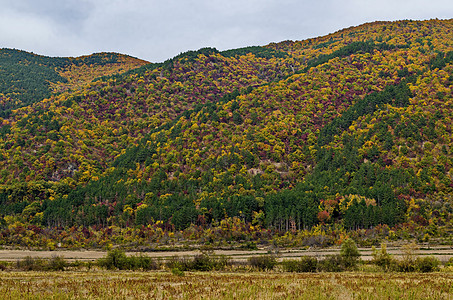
[166,253,229,272]
[372,243,396,272]
[446,257,453,267]
[128,254,160,270]
[16,256,69,271]
[415,256,440,272]
[47,255,67,271]
[397,242,418,272]
[319,255,345,272]
[97,249,128,270]
[248,255,277,271]
[97,249,159,270]
[16,256,45,271]
[171,267,185,276]
[282,256,317,272]
[397,259,417,272]
[191,254,216,271]
[340,238,360,270]
[166,256,192,271]
[302,235,334,248]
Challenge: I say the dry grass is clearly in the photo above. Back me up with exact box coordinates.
[0,271,452,299]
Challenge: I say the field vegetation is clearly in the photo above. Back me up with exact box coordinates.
[0,270,452,299]
[1,240,452,299]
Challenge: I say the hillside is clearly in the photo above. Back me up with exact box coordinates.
[0,19,452,248]
[0,49,147,117]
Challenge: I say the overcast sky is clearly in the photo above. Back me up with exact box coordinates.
[0,0,452,62]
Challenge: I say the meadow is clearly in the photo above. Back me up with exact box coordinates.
[0,270,452,299]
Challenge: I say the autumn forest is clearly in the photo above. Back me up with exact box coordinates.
[0,19,452,250]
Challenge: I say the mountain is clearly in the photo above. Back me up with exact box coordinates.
[0,19,452,248]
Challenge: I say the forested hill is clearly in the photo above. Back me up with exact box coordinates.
[0,49,147,117]
[0,19,452,240]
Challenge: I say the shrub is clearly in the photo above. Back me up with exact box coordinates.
[415,256,440,272]
[302,235,334,248]
[171,267,185,276]
[47,255,67,271]
[97,249,128,270]
[16,256,70,271]
[397,242,418,272]
[97,249,159,270]
[319,255,345,272]
[282,256,317,272]
[446,257,453,267]
[372,243,396,272]
[191,253,216,271]
[248,255,277,271]
[127,254,160,270]
[16,256,45,271]
[397,259,417,272]
[166,253,229,272]
[166,256,192,271]
[340,238,360,270]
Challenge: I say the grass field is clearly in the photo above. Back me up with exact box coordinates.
[1,270,452,299]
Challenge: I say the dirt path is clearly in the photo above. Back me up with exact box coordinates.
[1,245,452,262]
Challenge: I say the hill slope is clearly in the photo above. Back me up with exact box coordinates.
[0,49,147,117]
[0,19,452,247]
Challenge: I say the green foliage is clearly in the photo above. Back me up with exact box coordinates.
[15,255,67,271]
[171,267,185,276]
[317,79,413,146]
[372,243,395,272]
[429,51,453,70]
[415,256,440,272]
[47,255,68,271]
[16,256,45,271]
[318,255,345,272]
[303,41,398,72]
[0,49,128,114]
[282,256,318,272]
[163,47,220,70]
[165,253,229,271]
[97,249,128,270]
[248,255,278,271]
[97,249,159,270]
[221,46,288,59]
[340,238,361,269]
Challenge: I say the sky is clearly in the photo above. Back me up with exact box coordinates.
[0,0,452,63]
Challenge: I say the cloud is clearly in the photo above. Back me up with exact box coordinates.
[0,0,452,62]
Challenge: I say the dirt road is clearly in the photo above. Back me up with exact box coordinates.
[1,245,452,262]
